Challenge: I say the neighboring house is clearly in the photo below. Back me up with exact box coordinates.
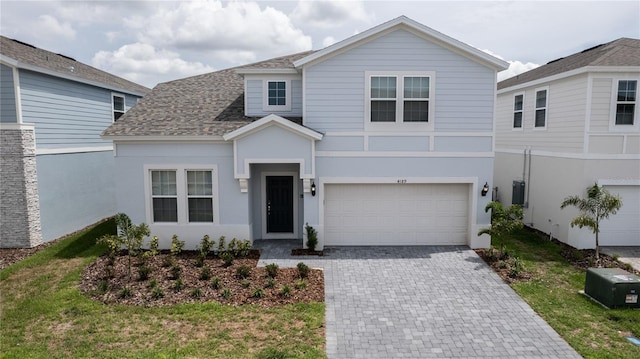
[0,36,149,248]
[494,38,640,248]
[102,16,508,250]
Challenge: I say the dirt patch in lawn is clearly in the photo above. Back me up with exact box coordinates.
[79,250,324,307]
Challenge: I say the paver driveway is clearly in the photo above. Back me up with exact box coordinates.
[255,241,581,359]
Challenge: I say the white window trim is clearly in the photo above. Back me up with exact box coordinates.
[144,165,220,225]
[512,92,525,131]
[111,93,125,123]
[365,71,435,132]
[533,86,549,130]
[262,79,291,112]
[609,78,639,132]
[186,170,215,223]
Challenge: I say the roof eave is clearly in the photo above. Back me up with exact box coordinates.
[102,134,227,142]
[235,68,300,75]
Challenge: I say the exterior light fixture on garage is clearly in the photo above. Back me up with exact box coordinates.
[481,182,489,197]
[311,181,317,196]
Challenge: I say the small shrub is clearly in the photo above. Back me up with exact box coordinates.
[242,280,251,288]
[486,247,499,262]
[191,287,203,298]
[265,278,276,289]
[170,234,185,257]
[98,235,121,262]
[236,265,251,279]
[252,287,265,298]
[118,287,132,299]
[170,265,182,280]
[199,234,214,257]
[220,252,235,267]
[221,288,232,299]
[162,255,175,268]
[622,263,633,272]
[138,266,151,281]
[228,238,239,255]
[97,280,109,294]
[612,254,620,261]
[297,262,310,279]
[200,266,212,280]
[509,256,525,278]
[265,263,279,278]
[237,240,252,257]
[211,277,221,289]
[173,278,184,292]
[151,286,164,299]
[148,279,158,288]
[148,235,160,256]
[217,236,227,254]
[295,279,307,290]
[497,261,508,269]
[279,285,291,297]
[195,256,205,268]
[305,223,318,251]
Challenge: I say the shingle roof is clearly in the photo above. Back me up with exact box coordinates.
[0,36,150,95]
[102,51,313,137]
[498,38,640,90]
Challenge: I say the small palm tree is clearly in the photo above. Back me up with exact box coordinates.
[478,201,524,255]
[560,183,622,261]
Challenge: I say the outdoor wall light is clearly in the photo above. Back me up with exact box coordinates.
[311,181,316,196]
[481,182,489,197]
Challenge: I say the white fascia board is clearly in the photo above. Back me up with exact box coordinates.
[235,68,299,75]
[497,66,639,94]
[0,54,147,97]
[222,114,323,141]
[102,135,226,142]
[293,16,508,71]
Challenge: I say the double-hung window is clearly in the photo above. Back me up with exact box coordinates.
[151,170,177,222]
[112,94,125,122]
[616,80,636,125]
[367,71,433,127]
[513,94,524,129]
[534,88,548,128]
[187,170,213,222]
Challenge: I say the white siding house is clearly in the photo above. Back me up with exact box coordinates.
[494,38,640,248]
[103,16,507,250]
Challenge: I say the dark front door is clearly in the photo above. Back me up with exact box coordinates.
[266,176,294,233]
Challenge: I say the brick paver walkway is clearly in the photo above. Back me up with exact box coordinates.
[254,240,581,359]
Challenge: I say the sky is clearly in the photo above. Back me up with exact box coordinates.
[1,0,638,89]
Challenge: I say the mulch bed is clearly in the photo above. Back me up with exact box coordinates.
[79,250,324,307]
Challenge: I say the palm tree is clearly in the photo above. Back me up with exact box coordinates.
[560,183,622,261]
[478,201,523,255]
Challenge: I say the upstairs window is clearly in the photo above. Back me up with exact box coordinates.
[513,94,524,128]
[534,88,548,128]
[112,94,125,122]
[616,80,636,125]
[268,81,286,106]
[367,72,433,126]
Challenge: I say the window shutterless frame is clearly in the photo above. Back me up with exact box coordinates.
[513,93,524,129]
[262,80,291,111]
[112,93,125,122]
[615,80,637,126]
[533,87,548,129]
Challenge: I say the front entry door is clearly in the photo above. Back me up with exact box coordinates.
[266,176,294,233]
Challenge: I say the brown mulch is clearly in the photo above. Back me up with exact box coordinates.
[79,250,324,307]
[0,240,58,270]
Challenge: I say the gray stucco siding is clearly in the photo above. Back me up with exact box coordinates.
[36,150,115,242]
[19,70,138,149]
[303,29,496,133]
[1,64,17,123]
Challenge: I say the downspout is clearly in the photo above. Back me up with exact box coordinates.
[526,147,532,207]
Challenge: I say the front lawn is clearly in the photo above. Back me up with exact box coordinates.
[492,229,640,359]
[0,219,326,359]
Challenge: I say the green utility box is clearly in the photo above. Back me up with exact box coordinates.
[585,268,640,309]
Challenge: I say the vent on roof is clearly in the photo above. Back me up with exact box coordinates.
[581,43,606,53]
[547,57,564,65]
[56,53,76,62]
[10,39,36,49]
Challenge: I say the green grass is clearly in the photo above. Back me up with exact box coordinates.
[497,230,640,359]
[0,219,326,359]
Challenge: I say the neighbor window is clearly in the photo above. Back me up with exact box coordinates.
[513,94,524,128]
[112,94,125,122]
[151,170,177,222]
[187,170,213,222]
[534,89,547,128]
[367,72,432,124]
[616,80,636,125]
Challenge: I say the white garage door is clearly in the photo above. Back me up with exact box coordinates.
[600,185,640,246]
[324,183,469,246]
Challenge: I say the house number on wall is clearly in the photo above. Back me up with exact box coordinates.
[397,179,407,184]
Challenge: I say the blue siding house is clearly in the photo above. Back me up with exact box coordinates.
[102,16,507,250]
[0,36,149,248]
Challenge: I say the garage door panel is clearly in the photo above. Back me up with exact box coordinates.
[600,185,640,246]
[325,183,469,246]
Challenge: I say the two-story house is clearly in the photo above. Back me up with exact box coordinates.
[494,38,639,248]
[102,16,508,249]
[0,36,149,248]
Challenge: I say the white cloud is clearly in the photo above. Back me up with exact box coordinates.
[36,15,76,40]
[322,36,336,47]
[498,61,540,82]
[127,1,312,65]
[92,43,215,88]
[291,0,373,28]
